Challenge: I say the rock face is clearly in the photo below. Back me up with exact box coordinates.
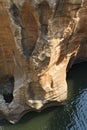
[0,0,87,123]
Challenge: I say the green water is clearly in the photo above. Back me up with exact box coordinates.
[0,62,87,130]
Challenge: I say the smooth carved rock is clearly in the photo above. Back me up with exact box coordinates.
[0,0,87,123]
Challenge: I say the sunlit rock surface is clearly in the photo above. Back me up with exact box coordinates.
[0,0,87,123]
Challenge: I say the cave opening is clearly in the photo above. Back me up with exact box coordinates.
[0,76,14,103]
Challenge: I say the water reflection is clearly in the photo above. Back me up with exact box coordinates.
[0,62,87,130]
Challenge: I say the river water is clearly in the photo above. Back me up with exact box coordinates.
[0,62,87,130]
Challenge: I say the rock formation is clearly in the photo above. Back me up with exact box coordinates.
[0,0,87,123]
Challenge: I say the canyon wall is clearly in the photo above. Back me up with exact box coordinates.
[0,0,87,123]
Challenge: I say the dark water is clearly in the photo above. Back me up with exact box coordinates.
[0,62,87,130]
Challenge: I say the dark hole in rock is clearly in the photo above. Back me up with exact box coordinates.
[3,93,13,103]
[0,76,14,103]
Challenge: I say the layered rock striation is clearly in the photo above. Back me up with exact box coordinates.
[0,0,87,123]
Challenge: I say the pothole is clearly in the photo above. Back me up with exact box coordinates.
[0,76,14,103]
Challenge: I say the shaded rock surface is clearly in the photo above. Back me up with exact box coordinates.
[0,0,87,123]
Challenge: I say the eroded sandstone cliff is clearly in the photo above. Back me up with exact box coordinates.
[0,0,87,123]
